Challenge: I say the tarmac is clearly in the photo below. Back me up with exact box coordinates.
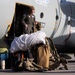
[0,62,75,75]
[0,53,75,75]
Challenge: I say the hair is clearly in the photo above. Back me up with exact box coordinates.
[30,6,35,10]
[28,6,35,14]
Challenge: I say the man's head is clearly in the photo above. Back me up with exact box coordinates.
[29,6,35,14]
[30,6,35,10]
[36,22,42,30]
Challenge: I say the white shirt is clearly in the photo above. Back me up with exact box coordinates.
[10,31,46,53]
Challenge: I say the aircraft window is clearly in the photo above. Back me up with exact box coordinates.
[56,15,59,20]
[40,12,44,18]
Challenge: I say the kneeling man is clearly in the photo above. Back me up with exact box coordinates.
[10,31,51,71]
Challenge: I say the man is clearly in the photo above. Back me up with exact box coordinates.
[21,6,35,34]
[9,31,51,71]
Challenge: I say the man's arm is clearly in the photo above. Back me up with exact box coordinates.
[21,14,27,27]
